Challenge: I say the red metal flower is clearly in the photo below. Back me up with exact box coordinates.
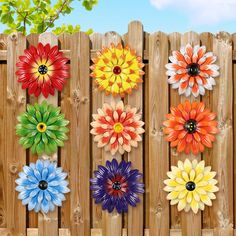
[16,43,69,98]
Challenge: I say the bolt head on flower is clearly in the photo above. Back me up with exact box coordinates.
[16,43,69,98]
[15,160,70,213]
[16,101,69,155]
[163,100,219,155]
[90,43,145,97]
[166,44,219,97]
[163,159,219,214]
[90,158,144,213]
[90,101,145,155]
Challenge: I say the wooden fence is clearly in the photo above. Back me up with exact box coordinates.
[0,21,235,236]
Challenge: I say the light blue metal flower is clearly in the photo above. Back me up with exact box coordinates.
[15,159,70,214]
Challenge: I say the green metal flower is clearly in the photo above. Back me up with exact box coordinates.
[16,101,69,155]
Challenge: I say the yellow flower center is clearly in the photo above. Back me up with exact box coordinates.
[37,122,47,133]
[113,122,124,133]
[38,64,48,75]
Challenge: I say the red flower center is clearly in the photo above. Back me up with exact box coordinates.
[38,64,48,75]
[113,66,122,75]
[186,63,200,76]
[106,175,128,197]
[184,119,197,134]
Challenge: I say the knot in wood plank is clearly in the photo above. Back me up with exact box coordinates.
[10,33,18,41]
[0,207,5,227]
[6,88,16,103]
[73,205,83,224]
[18,96,26,105]
[9,164,17,174]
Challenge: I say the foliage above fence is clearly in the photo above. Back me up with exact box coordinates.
[0,21,236,236]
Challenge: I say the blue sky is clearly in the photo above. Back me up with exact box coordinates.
[1,0,236,34]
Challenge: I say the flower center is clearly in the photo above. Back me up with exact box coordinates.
[186,63,200,76]
[113,122,124,133]
[38,64,48,75]
[113,66,122,75]
[185,181,196,191]
[38,180,48,190]
[37,122,47,133]
[112,181,121,190]
[184,119,197,134]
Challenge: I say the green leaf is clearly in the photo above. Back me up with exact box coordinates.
[35,110,42,122]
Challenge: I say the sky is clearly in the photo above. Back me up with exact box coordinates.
[1,0,236,34]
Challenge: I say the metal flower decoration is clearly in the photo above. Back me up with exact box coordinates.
[90,158,144,213]
[166,44,219,97]
[16,101,69,155]
[15,159,70,213]
[163,100,219,155]
[16,43,69,98]
[164,159,219,214]
[90,43,144,97]
[90,101,145,155]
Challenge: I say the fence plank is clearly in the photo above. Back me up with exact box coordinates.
[233,33,236,233]
[37,32,59,236]
[200,32,215,229]
[6,32,27,235]
[148,31,169,236]
[211,32,234,235]
[68,32,91,236]
[127,20,144,236]
[26,33,40,229]
[59,33,72,229]
[0,33,7,229]
[168,32,182,230]
[101,32,123,236]
[90,32,103,229]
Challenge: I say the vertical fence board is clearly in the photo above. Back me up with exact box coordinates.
[212,32,233,235]
[101,32,123,236]
[233,33,236,233]
[90,33,103,229]
[148,31,169,236]
[0,34,7,230]
[168,32,182,230]
[59,33,72,229]
[127,20,144,236]
[200,32,215,229]
[179,31,202,236]
[38,32,59,236]
[68,32,90,236]
[6,32,27,235]
[26,33,39,229]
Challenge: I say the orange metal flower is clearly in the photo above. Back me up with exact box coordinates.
[166,44,219,97]
[90,43,144,97]
[163,100,219,155]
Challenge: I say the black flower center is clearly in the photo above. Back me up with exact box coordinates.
[38,65,48,75]
[185,181,196,191]
[184,119,197,134]
[112,181,121,190]
[186,63,200,76]
[38,180,48,190]
[113,66,122,75]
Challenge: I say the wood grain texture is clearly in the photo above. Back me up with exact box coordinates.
[0,34,7,230]
[6,32,27,235]
[101,31,122,236]
[90,32,103,229]
[26,33,39,229]
[38,32,59,236]
[68,32,90,236]
[59,33,71,229]
[148,31,170,236]
[168,32,182,230]
[211,32,234,235]
[127,20,144,236]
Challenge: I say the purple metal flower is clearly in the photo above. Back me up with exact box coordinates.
[90,158,144,214]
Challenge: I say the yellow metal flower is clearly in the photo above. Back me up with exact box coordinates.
[163,159,219,214]
[90,43,145,97]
